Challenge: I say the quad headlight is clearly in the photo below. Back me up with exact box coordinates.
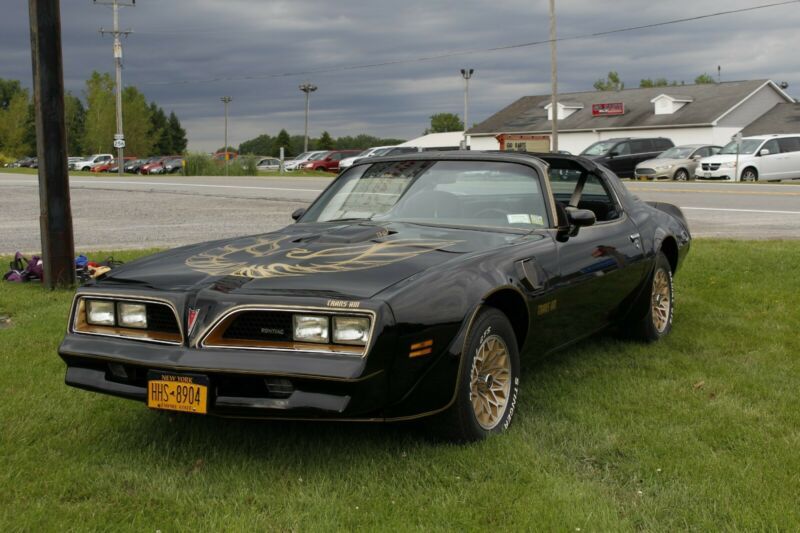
[332,316,370,345]
[293,315,330,344]
[86,300,115,326]
[291,314,371,346]
[720,160,737,168]
[117,302,148,329]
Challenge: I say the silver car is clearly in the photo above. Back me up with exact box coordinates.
[635,144,722,181]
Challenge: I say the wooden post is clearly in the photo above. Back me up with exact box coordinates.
[28,0,75,288]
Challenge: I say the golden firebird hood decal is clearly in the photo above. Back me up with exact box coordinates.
[185,235,460,279]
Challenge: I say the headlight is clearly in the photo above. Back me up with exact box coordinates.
[86,300,115,326]
[655,165,670,171]
[332,316,370,345]
[720,161,737,168]
[293,315,329,343]
[304,163,314,169]
[117,302,147,329]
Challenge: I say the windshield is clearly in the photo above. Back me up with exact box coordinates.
[659,147,694,159]
[720,139,763,155]
[581,140,617,156]
[309,152,328,161]
[301,160,549,231]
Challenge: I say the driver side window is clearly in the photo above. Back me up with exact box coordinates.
[613,142,631,156]
[549,171,621,223]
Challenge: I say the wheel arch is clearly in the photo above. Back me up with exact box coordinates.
[660,235,679,274]
[482,287,529,350]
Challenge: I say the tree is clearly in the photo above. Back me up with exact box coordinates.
[0,89,34,157]
[695,73,715,84]
[317,131,335,150]
[239,133,273,156]
[0,78,23,110]
[63,92,86,156]
[273,129,293,157]
[640,78,669,88]
[82,71,115,153]
[121,86,154,157]
[426,113,463,134]
[148,103,171,155]
[594,71,625,91]
[166,112,187,153]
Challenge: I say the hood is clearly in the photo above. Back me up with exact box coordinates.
[100,222,525,298]
[637,158,685,167]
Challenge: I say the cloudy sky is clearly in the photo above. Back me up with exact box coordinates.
[2,0,799,151]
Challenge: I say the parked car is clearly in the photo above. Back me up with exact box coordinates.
[140,156,175,175]
[71,154,113,171]
[59,151,690,442]
[634,144,722,181]
[212,151,237,162]
[93,157,136,173]
[581,138,674,178]
[302,150,361,172]
[339,146,421,170]
[696,134,800,182]
[255,157,281,171]
[161,158,185,174]
[284,151,327,171]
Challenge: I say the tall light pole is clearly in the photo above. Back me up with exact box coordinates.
[549,0,559,152]
[95,0,134,177]
[460,68,474,150]
[220,96,232,176]
[299,83,317,153]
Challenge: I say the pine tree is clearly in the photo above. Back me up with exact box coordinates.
[166,112,187,153]
[272,129,292,157]
[64,92,86,156]
[317,131,334,150]
[148,103,170,155]
[121,86,154,157]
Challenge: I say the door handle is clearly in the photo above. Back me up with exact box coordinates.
[629,233,640,242]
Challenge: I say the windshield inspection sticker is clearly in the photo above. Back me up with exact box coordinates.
[530,214,544,226]
[507,214,532,224]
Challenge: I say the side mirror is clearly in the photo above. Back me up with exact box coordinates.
[692,154,702,161]
[608,151,618,158]
[291,208,306,221]
[556,207,596,241]
[759,148,770,156]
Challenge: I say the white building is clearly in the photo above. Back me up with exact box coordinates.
[398,131,465,150]
[467,80,794,154]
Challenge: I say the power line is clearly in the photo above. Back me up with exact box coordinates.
[141,0,800,87]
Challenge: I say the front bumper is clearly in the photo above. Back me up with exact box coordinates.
[695,167,736,180]
[635,168,673,180]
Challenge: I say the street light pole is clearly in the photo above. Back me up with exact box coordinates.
[460,68,474,149]
[299,83,317,153]
[549,0,559,152]
[220,96,231,176]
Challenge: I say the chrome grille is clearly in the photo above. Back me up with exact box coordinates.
[636,168,656,175]
[702,163,720,171]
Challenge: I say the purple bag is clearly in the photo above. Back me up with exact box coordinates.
[2,252,43,283]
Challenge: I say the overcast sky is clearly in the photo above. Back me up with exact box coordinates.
[2,0,799,151]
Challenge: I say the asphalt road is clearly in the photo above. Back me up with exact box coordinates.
[1,172,799,253]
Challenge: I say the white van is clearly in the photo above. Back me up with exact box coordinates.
[697,134,800,182]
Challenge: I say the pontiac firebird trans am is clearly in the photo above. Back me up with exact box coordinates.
[59,151,690,442]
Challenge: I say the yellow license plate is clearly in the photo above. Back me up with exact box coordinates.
[147,372,208,414]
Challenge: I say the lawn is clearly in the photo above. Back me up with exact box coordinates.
[1,167,331,179]
[1,241,799,531]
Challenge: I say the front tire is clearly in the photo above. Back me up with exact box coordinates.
[741,167,758,182]
[429,307,520,442]
[628,252,674,342]
[673,169,689,181]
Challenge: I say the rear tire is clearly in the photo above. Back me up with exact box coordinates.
[627,252,673,342]
[428,307,521,442]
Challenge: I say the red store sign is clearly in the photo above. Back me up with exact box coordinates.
[592,102,625,116]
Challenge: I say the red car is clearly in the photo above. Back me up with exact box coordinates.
[302,150,361,172]
[91,156,136,173]
[140,156,176,175]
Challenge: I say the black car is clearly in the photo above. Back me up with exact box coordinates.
[59,151,690,442]
[581,137,674,178]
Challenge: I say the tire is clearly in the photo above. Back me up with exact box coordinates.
[428,307,521,442]
[628,251,674,342]
[741,167,758,182]
[673,169,689,181]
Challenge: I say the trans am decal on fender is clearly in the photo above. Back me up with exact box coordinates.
[58,151,691,442]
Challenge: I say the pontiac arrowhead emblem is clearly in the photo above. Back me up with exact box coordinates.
[187,308,200,335]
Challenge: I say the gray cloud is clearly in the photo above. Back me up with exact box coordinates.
[1,0,798,151]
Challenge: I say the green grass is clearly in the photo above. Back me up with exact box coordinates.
[1,241,799,531]
[3,166,331,179]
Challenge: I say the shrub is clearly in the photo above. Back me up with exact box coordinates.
[182,152,257,176]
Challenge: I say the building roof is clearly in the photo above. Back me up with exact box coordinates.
[399,131,464,148]
[740,103,800,136]
[468,80,792,136]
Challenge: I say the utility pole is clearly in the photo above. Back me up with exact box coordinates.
[95,0,133,177]
[221,96,232,176]
[299,83,317,153]
[28,0,75,288]
[460,69,474,150]
[549,0,559,152]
